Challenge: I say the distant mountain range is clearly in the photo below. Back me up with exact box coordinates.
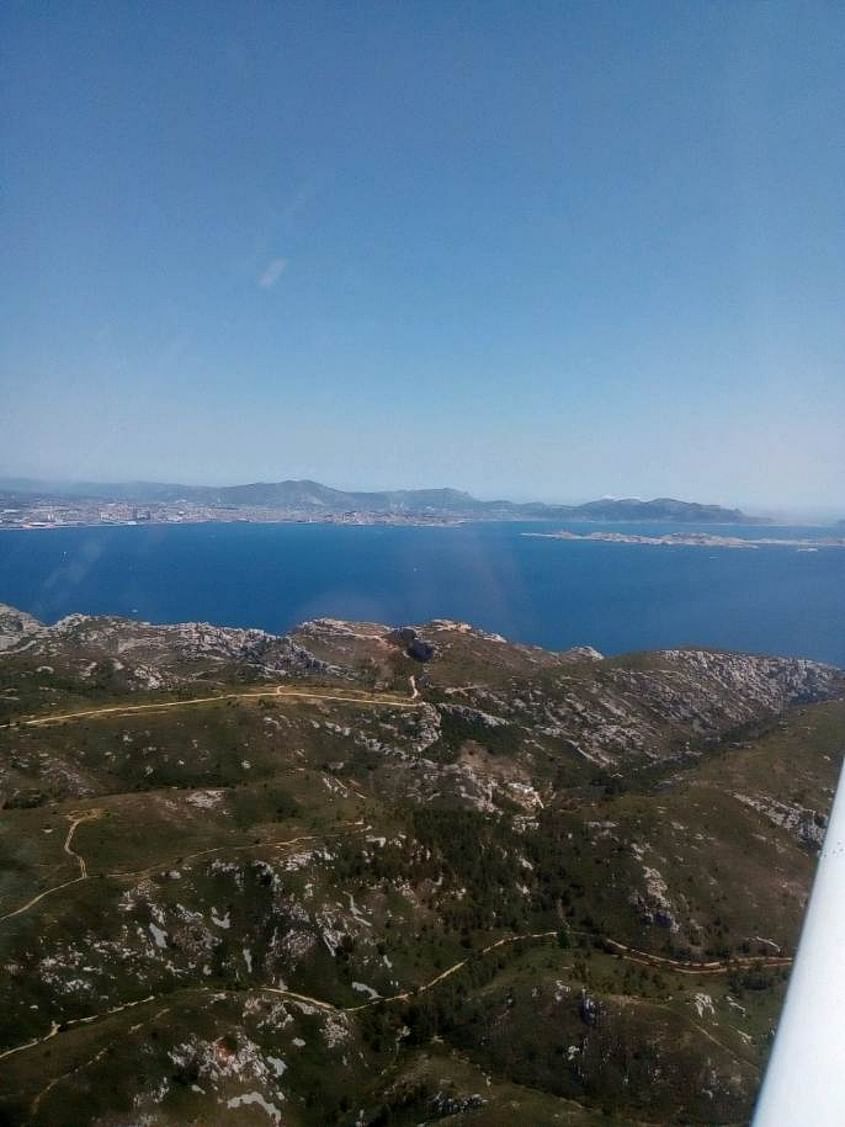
[0,477,763,523]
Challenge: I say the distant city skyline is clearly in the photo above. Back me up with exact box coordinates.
[2,2,843,511]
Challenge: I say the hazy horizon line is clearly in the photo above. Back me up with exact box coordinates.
[1,471,841,519]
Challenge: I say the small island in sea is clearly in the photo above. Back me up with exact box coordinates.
[524,530,845,550]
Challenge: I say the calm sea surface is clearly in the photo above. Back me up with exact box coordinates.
[0,521,842,666]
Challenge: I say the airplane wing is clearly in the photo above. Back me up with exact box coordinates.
[753,758,845,1124]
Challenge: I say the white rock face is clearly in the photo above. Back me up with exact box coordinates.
[0,606,335,684]
[148,922,168,949]
[226,1090,282,1122]
[0,604,43,651]
[734,792,827,849]
[351,981,380,1000]
[426,619,508,642]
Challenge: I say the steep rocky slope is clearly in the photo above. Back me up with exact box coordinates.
[0,606,842,1126]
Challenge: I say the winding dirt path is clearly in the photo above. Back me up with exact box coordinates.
[104,824,369,881]
[0,810,102,924]
[0,992,157,1062]
[602,937,793,975]
[353,930,561,1009]
[29,1005,172,1114]
[18,683,422,729]
[0,925,794,1069]
[0,823,370,923]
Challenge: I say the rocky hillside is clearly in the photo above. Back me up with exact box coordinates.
[0,606,842,1126]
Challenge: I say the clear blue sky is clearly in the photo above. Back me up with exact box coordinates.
[2,1,843,512]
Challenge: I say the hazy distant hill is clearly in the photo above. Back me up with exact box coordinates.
[0,477,760,523]
[569,496,752,523]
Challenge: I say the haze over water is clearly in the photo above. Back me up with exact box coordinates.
[1,522,842,666]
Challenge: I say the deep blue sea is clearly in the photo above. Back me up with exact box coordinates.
[0,521,842,666]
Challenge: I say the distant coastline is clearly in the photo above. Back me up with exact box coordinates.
[0,476,772,531]
[0,512,466,532]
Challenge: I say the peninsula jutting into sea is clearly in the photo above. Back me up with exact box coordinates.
[0,477,770,530]
[525,529,845,550]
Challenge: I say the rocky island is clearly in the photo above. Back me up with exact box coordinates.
[526,529,845,550]
[0,604,842,1125]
